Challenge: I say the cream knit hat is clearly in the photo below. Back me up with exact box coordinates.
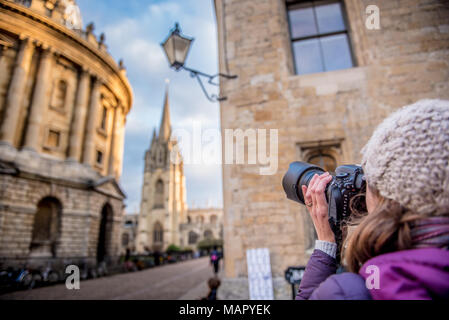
[361,99,449,215]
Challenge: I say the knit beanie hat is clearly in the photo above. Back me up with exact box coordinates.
[361,99,449,216]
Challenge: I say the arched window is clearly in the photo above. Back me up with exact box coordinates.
[188,231,199,244]
[204,229,213,240]
[51,80,67,110]
[153,222,163,243]
[30,197,61,257]
[154,179,164,208]
[210,215,217,224]
[187,216,192,223]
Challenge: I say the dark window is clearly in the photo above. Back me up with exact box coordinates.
[96,150,103,165]
[288,1,354,75]
[100,106,107,130]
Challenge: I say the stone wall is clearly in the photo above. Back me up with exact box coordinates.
[214,0,449,299]
[0,166,124,267]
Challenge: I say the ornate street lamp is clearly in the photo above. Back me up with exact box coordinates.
[161,23,237,102]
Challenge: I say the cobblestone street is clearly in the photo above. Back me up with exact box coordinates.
[0,257,220,300]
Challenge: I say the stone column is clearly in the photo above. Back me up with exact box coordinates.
[0,38,34,146]
[115,106,125,178]
[107,105,118,176]
[82,77,101,165]
[23,48,53,151]
[68,69,90,161]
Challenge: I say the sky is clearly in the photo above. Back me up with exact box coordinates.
[77,0,223,213]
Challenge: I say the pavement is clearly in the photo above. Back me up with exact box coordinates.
[0,257,223,300]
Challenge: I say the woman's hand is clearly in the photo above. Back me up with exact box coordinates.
[302,172,335,243]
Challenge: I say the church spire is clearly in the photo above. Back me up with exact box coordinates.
[159,79,171,141]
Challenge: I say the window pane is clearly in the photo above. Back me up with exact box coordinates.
[288,7,318,38]
[315,3,346,34]
[320,34,353,71]
[293,38,324,75]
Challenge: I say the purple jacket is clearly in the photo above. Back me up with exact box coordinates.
[296,248,449,300]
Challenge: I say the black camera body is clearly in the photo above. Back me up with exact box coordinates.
[282,161,366,249]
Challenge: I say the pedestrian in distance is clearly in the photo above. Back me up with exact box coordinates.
[210,246,221,275]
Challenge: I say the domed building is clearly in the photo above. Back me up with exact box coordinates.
[0,0,132,269]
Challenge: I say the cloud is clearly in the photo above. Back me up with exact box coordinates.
[78,0,222,210]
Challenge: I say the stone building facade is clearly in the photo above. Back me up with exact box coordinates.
[136,87,224,253]
[0,0,132,268]
[214,0,449,299]
[180,207,223,249]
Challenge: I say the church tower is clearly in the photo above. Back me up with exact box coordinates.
[136,83,187,252]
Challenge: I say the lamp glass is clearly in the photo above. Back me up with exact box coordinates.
[162,29,193,69]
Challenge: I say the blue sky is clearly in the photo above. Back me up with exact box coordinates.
[77,0,223,213]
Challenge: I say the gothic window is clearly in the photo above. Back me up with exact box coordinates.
[188,231,199,244]
[187,216,192,223]
[204,230,213,240]
[51,80,67,110]
[30,197,61,257]
[154,179,164,209]
[210,215,218,224]
[287,1,354,75]
[153,222,163,243]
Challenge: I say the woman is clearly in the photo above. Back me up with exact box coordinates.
[296,99,449,300]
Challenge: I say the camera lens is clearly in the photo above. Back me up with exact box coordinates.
[282,161,325,204]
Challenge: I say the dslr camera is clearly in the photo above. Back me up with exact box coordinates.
[282,161,366,250]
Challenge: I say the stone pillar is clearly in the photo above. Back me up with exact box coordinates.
[82,77,101,165]
[68,69,90,161]
[23,48,53,151]
[0,38,34,146]
[107,105,117,176]
[115,106,125,178]
[108,104,125,178]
